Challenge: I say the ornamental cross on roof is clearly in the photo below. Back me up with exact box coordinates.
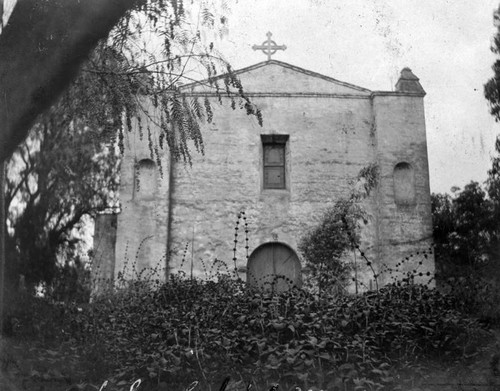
[252,32,287,61]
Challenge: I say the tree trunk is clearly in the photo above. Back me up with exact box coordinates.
[0,0,138,333]
[0,0,138,162]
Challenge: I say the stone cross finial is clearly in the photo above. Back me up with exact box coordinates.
[252,32,287,61]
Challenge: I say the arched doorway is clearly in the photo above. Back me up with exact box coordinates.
[247,242,302,292]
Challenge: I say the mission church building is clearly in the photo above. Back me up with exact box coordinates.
[93,33,434,292]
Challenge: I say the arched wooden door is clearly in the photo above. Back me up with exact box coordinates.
[247,242,302,292]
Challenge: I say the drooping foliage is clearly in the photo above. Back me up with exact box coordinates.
[66,0,263,164]
[3,0,262,295]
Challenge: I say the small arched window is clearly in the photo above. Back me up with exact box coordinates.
[135,159,157,200]
[393,162,415,206]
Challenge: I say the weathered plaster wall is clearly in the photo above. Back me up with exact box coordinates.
[168,90,379,283]
[114,105,171,281]
[108,62,435,291]
[372,93,435,285]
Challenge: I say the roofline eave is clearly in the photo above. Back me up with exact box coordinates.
[178,59,372,94]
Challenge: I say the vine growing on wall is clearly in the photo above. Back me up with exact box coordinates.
[298,165,379,295]
[357,162,379,196]
[299,196,366,296]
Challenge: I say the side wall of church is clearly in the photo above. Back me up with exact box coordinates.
[114,108,171,281]
[372,94,435,286]
[167,93,379,283]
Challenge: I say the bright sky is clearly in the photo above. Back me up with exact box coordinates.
[209,0,500,194]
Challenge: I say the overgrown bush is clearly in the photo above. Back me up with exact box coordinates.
[2,290,80,342]
[299,197,366,295]
[4,244,494,391]
[439,265,500,326]
[45,273,486,391]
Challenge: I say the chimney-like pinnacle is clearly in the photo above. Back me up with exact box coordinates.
[395,67,425,95]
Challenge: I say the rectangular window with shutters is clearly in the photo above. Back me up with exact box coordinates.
[262,135,288,189]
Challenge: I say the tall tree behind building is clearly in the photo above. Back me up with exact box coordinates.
[432,183,498,276]
[483,4,500,264]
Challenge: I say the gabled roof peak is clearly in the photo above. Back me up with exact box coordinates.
[180,59,372,94]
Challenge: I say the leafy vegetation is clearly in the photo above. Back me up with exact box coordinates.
[298,197,365,296]
[2,264,492,391]
[5,3,500,391]
[4,109,119,296]
[3,0,261,304]
[431,182,500,323]
[435,3,500,315]
[1,175,496,391]
[298,165,378,296]
[432,182,498,270]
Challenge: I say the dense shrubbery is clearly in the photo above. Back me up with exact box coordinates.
[5,272,491,391]
[431,181,500,324]
[299,197,365,295]
[432,182,499,273]
[439,270,500,325]
[298,164,379,296]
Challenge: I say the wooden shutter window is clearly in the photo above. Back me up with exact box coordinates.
[262,135,288,189]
